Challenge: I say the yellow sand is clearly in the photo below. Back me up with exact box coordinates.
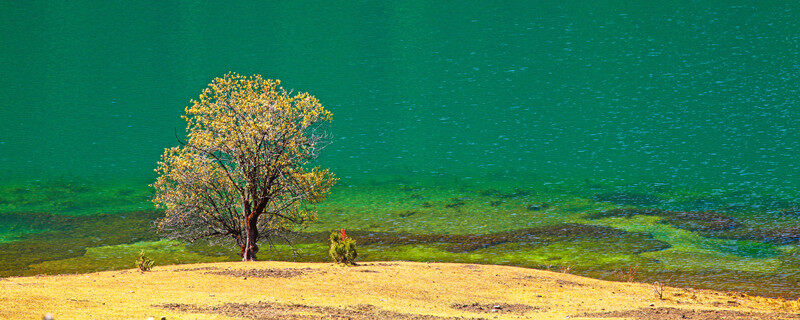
[1,261,798,320]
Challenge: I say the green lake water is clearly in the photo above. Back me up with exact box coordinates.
[1,1,799,298]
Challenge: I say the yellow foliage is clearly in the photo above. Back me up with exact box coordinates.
[151,73,336,260]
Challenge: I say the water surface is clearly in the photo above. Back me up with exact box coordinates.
[1,1,799,298]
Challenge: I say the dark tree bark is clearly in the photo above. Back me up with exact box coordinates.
[241,214,260,261]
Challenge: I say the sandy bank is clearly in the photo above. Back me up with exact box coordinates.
[1,261,798,319]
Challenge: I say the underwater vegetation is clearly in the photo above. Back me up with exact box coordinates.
[0,179,151,216]
[339,223,669,254]
[585,207,800,246]
[587,208,740,232]
[0,211,161,276]
[217,223,667,254]
[0,177,799,299]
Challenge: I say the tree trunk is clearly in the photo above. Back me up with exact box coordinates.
[242,214,259,261]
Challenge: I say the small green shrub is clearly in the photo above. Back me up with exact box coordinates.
[136,250,155,272]
[329,229,357,265]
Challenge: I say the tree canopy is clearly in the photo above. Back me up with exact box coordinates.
[152,73,336,261]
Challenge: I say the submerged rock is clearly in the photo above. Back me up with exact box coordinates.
[441,224,669,253]
[593,192,661,206]
[397,210,418,218]
[444,198,467,208]
[779,206,799,216]
[525,203,550,211]
[588,208,740,232]
[711,226,800,245]
[322,223,670,254]
[478,188,531,199]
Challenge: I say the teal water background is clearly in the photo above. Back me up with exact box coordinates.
[1,1,799,298]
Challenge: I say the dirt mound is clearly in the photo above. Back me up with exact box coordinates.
[159,302,481,320]
[204,268,313,278]
[576,307,800,320]
[450,302,543,314]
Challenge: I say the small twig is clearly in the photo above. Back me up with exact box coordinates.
[653,281,664,300]
[174,127,187,146]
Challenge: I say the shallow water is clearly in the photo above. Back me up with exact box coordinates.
[1,1,799,298]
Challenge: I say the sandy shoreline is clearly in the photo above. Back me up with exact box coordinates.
[1,261,799,319]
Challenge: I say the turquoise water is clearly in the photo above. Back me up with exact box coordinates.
[1,1,799,298]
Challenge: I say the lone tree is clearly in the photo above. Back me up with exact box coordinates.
[152,73,336,261]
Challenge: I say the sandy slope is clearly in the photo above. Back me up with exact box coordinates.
[1,261,799,320]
